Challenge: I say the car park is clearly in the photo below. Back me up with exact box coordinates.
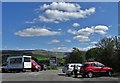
[80,62,113,78]
[62,63,82,76]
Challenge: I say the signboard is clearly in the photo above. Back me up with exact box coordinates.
[49,57,57,66]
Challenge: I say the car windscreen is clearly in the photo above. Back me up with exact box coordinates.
[32,61,38,65]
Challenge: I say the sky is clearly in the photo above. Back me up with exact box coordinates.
[2,2,118,52]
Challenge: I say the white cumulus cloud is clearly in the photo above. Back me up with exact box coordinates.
[48,39,60,44]
[51,46,72,52]
[68,25,109,43]
[73,35,90,42]
[67,29,77,35]
[77,25,109,36]
[90,41,98,44]
[25,21,35,24]
[72,23,80,27]
[65,40,71,43]
[78,46,97,51]
[41,2,81,12]
[14,27,60,37]
[93,25,109,35]
[58,28,62,31]
[77,27,94,36]
[37,2,96,23]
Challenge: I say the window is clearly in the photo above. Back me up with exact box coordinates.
[91,63,97,67]
[78,65,82,67]
[10,58,22,64]
[70,65,74,67]
[64,64,68,67]
[24,57,30,62]
[97,63,104,67]
[82,64,88,67]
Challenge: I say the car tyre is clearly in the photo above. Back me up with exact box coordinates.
[66,73,71,77]
[72,71,78,78]
[31,69,35,72]
[107,71,112,77]
[87,71,93,78]
[2,69,6,73]
[44,69,46,71]
[81,74,86,78]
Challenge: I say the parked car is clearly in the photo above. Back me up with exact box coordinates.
[38,63,47,71]
[31,59,41,72]
[80,62,113,78]
[43,64,47,71]
[62,63,82,76]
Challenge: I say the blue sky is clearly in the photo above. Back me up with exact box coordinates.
[2,2,118,52]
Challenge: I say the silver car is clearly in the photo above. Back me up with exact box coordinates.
[62,63,82,76]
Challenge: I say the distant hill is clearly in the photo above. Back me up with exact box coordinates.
[0,50,85,66]
[1,50,71,65]
[1,50,70,58]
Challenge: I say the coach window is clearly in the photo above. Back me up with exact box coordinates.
[24,57,30,62]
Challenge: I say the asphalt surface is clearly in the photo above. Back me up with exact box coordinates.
[1,69,120,82]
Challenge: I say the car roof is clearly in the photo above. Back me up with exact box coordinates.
[85,62,98,64]
[31,59,35,62]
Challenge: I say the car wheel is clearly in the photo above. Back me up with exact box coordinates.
[66,73,71,77]
[31,69,35,72]
[87,72,93,78]
[72,71,78,78]
[81,74,86,78]
[2,69,6,73]
[37,68,41,71]
[107,71,112,77]
[44,69,46,71]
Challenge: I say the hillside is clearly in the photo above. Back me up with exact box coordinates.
[1,50,70,65]
[1,50,68,57]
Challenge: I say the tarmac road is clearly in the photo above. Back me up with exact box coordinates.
[1,69,120,82]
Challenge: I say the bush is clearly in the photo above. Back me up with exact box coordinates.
[47,66,58,70]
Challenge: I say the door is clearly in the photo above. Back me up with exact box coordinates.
[91,63,101,73]
[23,57,31,68]
[96,62,105,73]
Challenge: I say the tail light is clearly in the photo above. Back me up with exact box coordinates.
[80,67,85,72]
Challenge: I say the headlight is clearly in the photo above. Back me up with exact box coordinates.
[35,66,38,69]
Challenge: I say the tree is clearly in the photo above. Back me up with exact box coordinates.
[86,48,102,62]
[96,37,115,66]
[85,36,120,72]
[65,48,84,64]
[113,36,120,71]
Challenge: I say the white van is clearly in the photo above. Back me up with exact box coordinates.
[62,63,82,76]
[2,55,32,72]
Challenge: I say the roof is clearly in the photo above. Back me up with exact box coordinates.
[85,62,98,64]
[7,55,31,59]
[67,63,82,65]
